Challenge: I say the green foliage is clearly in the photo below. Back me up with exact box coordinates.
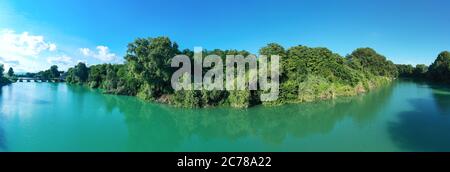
[346,48,398,77]
[66,63,89,84]
[75,63,89,82]
[413,64,428,78]
[7,67,14,77]
[125,37,179,100]
[227,90,251,108]
[428,51,450,82]
[396,64,415,77]
[37,65,61,79]
[0,76,11,86]
[62,37,407,108]
[395,51,450,82]
[285,46,361,85]
[67,62,139,95]
[172,89,203,108]
[201,89,229,107]
[50,65,60,78]
[276,45,367,104]
[0,64,11,86]
[0,64,4,77]
[259,43,287,79]
[87,64,107,88]
[396,64,428,78]
[259,43,286,57]
[115,65,140,95]
[16,72,37,78]
[37,70,52,79]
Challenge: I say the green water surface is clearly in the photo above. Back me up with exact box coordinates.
[1,80,450,152]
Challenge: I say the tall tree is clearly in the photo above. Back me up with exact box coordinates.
[125,37,179,100]
[7,67,14,77]
[75,62,89,82]
[50,65,60,78]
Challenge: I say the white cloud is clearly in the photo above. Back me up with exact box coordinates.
[47,55,73,65]
[0,29,57,57]
[79,46,117,62]
[49,43,57,51]
[79,48,91,56]
[0,56,20,67]
[0,29,58,72]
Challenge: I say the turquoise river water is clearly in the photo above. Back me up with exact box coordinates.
[0,80,449,152]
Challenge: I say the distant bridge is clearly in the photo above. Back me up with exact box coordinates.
[13,77,65,83]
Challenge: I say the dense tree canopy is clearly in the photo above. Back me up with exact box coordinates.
[125,37,179,100]
[50,65,60,78]
[66,62,89,84]
[62,36,449,108]
[396,64,428,78]
[428,51,450,82]
[413,64,428,78]
[37,65,62,79]
[346,48,398,77]
[396,64,415,77]
[395,51,449,82]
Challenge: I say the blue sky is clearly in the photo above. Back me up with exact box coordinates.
[0,0,449,72]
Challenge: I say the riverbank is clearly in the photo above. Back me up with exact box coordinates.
[0,77,12,87]
[278,75,392,105]
[65,75,393,109]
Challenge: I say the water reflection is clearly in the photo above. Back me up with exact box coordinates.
[430,85,450,113]
[388,99,450,151]
[32,99,51,105]
[99,83,395,151]
[0,87,7,150]
[0,119,5,151]
[67,85,89,114]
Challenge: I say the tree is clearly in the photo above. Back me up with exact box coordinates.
[428,51,450,82]
[396,64,414,77]
[413,64,428,78]
[347,48,398,77]
[75,62,89,82]
[0,64,11,86]
[103,64,119,90]
[0,64,4,77]
[7,67,14,77]
[87,64,107,88]
[286,46,361,85]
[36,65,61,79]
[125,37,179,100]
[259,43,286,73]
[50,65,60,78]
[66,62,89,84]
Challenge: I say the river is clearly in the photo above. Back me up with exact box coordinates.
[0,80,449,152]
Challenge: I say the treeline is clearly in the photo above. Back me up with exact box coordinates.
[64,37,400,108]
[396,64,428,78]
[0,64,12,86]
[8,65,62,80]
[37,65,61,79]
[396,51,450,82]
